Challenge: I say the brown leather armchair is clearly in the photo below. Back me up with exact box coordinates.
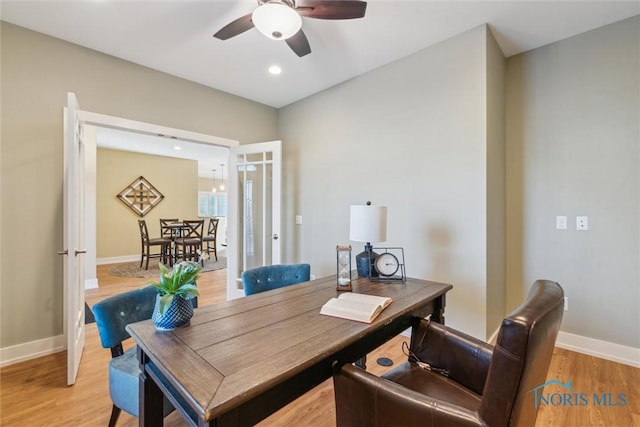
[333,280,564,427]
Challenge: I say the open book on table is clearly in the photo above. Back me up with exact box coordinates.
[320,292,393,323]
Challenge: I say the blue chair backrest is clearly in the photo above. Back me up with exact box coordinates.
[242,263,311,296]
[93,285,158,350]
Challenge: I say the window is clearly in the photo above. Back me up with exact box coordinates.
[198,192,227,217]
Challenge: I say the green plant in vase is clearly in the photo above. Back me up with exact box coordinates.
[154,262,200,312]
[151,254,205,330]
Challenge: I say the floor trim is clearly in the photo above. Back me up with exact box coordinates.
[85,278,99,290]
[556,331,640,368]
[0,335,65,367]
[96,255,138,265]
[3,327,637,369]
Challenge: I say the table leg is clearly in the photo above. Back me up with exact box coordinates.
[138,347,164,427]
[431,293,446,324]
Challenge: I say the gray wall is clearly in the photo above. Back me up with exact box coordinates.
[486,27,507,336]
[0,22,278,347]
[279,25,505,339]
[279,16,639,349]
[506,16,640,348]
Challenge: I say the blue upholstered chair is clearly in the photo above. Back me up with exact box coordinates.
[92,286,174,426]
[242,263,311,296]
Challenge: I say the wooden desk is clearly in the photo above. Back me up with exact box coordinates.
[126,275,452,427]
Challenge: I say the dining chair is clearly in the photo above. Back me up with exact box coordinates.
[332,280,565,427]
[202,217,219,261]
[160,218,180,266]
[92,286,175,426]
[242,263,311,296]
[174,219,204,263]
[159,218,179,239]
[137,219,171,270]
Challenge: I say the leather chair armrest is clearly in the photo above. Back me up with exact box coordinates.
[333,364,487,427]
[410,320,493,395]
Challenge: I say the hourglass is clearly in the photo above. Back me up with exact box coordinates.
[336,245,352,291]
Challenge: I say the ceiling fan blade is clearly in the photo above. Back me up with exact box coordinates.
[213,13,254,40]
[286,29,311,57]
[296,0,367,20]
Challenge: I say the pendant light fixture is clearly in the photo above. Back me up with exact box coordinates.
[220,164,225,191]
[211,169,217,193]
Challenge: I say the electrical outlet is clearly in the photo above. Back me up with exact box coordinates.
[576,216,588,231]
[564,297,569,311]
[556,216,567,230]
[295,215,303,225]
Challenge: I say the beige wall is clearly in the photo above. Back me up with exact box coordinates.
[0,22,277,348]
[198,176,227,194]
[506,16,640,348]
[279,25,501,339]
[97,148,198,259]
[197,176,228,245]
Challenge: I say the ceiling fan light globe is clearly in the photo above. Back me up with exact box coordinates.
[252,2,302,40]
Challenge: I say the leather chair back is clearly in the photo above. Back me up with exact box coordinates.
[479,280,564,426]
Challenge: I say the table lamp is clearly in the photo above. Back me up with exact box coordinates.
[350,202,387,277]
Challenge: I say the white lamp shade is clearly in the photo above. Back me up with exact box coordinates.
[252,2,302,40]
[350,205,387,243]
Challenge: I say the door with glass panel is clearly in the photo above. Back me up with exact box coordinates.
[227,141,281,299]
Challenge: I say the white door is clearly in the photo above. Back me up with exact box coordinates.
[227,141,281,299]
[62,92,86,385]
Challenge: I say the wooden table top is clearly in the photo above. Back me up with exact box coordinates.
[127,275,452,423]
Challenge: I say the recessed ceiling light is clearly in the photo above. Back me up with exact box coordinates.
[173,146,182,151]
[269,65,282,75]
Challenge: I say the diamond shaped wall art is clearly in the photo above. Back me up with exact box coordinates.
[117,176,164,217]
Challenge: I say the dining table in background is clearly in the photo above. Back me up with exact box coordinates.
[164,222,186,265]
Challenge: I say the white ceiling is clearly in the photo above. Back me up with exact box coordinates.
[96,126,230,179]
[2,1,638,175]
[2,0,638,109]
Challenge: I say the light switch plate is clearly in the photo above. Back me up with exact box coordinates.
[556,216,567,230]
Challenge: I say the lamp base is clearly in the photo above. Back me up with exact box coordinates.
[355,245,379,278]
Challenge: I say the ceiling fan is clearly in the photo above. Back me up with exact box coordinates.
[213,0,367,57]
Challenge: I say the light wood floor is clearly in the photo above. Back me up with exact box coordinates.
[1,266,638,426]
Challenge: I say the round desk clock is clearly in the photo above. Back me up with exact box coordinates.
[374,252,400,277]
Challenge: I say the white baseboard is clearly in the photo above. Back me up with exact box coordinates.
[85,277,98,289]
[97,252,226,266]
[556,331,640,368]
[0,335,65,367]
[96,255,138,265]
[4,320,635,371]
[487,327,500,345]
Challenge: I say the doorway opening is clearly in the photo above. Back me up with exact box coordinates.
[79,111,238,294]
